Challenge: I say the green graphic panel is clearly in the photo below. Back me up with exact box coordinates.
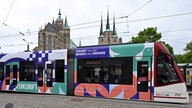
[64,71,67,83]
[110,43,154,71]
[52,82,67,94]
[11,62,20,67]
[74,59,77,71]
[16,81,38,93]
[110,44,145,57]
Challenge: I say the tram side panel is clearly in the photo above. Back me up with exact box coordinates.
[0,49,68,95]
[74,43,155,101]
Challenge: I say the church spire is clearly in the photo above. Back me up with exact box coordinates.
[64,16,70,29]
[57,8,63,21]
[106,7,110,30]
[52,18,54,25]
[59,8,61,16]
[99,14,104,36]
[79,40,82,47]
[113,15,117,36]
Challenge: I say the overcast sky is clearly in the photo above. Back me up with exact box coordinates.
[0,0,192,54]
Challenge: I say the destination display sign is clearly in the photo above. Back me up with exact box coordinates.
[75,46,109,58]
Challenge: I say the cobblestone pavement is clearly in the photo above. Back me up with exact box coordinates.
[0,92,191,108]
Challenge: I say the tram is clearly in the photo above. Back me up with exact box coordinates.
[74,42,189,103]
[0,49,68,94]
[0,42,189,103]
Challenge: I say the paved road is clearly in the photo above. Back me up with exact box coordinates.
[0,92,191,108]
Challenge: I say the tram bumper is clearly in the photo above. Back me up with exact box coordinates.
[154,83,189,103]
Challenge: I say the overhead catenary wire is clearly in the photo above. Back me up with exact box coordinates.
[1,27,192,40]
[0,12,192,48]
[2,0,25,36]
[1,11,192,38]
[1,27,192,48]
[1,0,152,45]
[3,0,16,23]
[70,0,152,27]
[127,0,152,17]
[3,11,191,37]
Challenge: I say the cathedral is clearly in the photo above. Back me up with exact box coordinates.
[37,9,121,51]
[98,10,122,45]
[38,9,76,51]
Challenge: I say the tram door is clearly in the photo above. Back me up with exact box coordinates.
[5,62,19,87]
[38,62,53,93]
[137,57,152,100]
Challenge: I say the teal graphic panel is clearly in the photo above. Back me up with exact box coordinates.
[16,81,38,92]
[52,82,67,94]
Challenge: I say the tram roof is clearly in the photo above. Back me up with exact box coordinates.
[178,63,192,67]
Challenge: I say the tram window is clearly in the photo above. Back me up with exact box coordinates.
[55,60,64,82]
[0,62,4,80]
[38,65,43,78]
[13,65,17,85]
[20,61,35,81]
[47,64,52,87]
[156,55,180,86]
[38,64,43,86]
[77,57,133,84]
[6,65,10,85]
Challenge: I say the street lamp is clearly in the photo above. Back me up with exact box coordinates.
[23,39,30,52]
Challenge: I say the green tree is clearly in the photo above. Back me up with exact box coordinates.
[183,40,192,63]
[174,40,192,63]
[131,27,174,54]
[174,54,186,63]
[184,40,192,52]
[132,27,161,43]
[183,52,192,63]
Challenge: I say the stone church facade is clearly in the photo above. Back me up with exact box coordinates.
[98,10,122,45]
[38,10,74,51]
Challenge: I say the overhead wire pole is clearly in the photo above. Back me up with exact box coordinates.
[120,0,153,33]
[23,39,30,52]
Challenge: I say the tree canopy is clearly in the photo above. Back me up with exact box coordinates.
[174,40,192,63]
[132,27,162,43]
[131,27,174,55]
[184,40,192,52]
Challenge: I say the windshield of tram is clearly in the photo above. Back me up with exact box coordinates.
[156,51,180,86]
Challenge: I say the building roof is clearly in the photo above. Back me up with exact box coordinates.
[178,63,192,67]
[70,39,77,48]
[45,22,57,32]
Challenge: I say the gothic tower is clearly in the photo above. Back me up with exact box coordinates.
[98,9,122,45]
[38,9,73,51]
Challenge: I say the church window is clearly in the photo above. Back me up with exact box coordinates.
[48,35,52,50]
[42,33,46,50]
